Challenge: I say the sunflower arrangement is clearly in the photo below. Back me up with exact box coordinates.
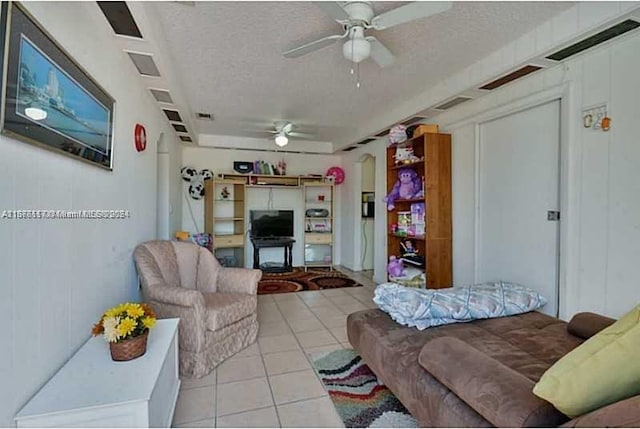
[92,302,156,343]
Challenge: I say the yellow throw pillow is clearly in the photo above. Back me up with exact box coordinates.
[533,305,640,418]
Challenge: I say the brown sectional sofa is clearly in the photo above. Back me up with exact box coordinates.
[347,309,640,427]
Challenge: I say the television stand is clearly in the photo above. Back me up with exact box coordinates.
[251,237,296,273]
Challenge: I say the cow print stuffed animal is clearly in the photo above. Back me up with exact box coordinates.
[181,167,214,200]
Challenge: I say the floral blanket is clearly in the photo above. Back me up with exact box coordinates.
[373,281,547,330]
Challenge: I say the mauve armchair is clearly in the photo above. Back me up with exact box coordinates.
[133,240,261,378]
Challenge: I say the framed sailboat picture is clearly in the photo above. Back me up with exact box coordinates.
[1,3,115,170]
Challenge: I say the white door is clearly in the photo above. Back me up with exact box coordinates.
[478,100,560,316]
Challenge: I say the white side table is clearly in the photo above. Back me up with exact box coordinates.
[15,318,180,428]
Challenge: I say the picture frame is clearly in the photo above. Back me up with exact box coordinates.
[1,2,115,170]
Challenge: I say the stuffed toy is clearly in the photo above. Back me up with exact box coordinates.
[384,168,421,210]
[387,256,405,278]
[394,145,420,165]
[181,166,213,200]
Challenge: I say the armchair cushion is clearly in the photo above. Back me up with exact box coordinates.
[217,267,262,295]
[203,292,257,331]
[196,246,221,293]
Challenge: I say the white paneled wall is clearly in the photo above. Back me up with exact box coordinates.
[180,146,342,267]
[0,3,181,426]
[436,30,640,320]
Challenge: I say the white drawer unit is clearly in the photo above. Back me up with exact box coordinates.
[15,319,180,428]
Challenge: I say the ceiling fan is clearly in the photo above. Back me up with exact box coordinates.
[259,121,314,147]
[283,1,452,68]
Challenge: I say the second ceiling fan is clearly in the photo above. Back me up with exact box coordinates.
[283,1,452,68]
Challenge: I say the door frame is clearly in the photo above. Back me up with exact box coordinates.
[447,83,578,319]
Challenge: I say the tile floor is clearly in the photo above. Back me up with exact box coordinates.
[172,268,378,428]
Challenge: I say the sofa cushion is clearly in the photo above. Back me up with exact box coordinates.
[561,395,640,428]
[566,312,616,340]
[203,292,257,331]
[419,337,568,427]
[533,305,640,418]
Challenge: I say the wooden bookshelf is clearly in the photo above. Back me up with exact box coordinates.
[386,133,452,289]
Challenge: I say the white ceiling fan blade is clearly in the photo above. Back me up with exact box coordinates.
[312,1,351,21]
[288,131,315,139]
[371,1,452,30]
[366,37,395,67]
[282,33,346,58]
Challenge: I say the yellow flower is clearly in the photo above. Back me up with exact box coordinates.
[142,316,156,330]
[103,317,120,343]
[117,317,137,338]
[126,303,144,318]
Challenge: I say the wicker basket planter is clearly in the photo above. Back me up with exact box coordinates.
[109,331,149,361]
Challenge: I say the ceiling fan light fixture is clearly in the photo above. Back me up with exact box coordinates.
[343,37,370,63]
[275,134,289,147]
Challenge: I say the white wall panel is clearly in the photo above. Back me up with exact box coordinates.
[0,2,182,426]
[437,30,640,320]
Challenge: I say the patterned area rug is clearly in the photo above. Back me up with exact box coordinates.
[311,349,418,428]
[258,267,362,294]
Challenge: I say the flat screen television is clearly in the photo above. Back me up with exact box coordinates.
[250,210,294,238]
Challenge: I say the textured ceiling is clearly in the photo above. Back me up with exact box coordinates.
[153,1,572,147]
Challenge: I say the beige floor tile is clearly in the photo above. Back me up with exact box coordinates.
[258,321,292,338]
[273,294,302,303]
[173,417,215,428]
[320,289,349,297]
[216,406,279,428]
[304,344,344,359]
[269,369,327,404]
[304,297,335,308]
[329,326,348,343]
[284,310,315,324]
[173,385,216,426]
[327,295,361,306]
[311,307,345,319]
[263,349,311,375]
[340,341,353,349]
[338,303,368,314]
[297,291,324,301]
[317,314,348,329]
[258,334,301,354]
[258,310,285,323]
[288,317,325,333]
[278,396,344,428]
[216,377,273,416]
[230,342,260,359]
[257,294,274,303]
[217,355,265,384]
[181,370,216,390]
[295,329,339,348]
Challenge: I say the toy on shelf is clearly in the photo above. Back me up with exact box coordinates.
[387,256,405,278]
[276,159,287,175]
[400,239,425,267]
[220,186,230,200]
[394,144,421,165]
[388,124,407,145]
[384,168,421,210]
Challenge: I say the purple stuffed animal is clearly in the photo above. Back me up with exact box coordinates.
[387,256,405,278]
[384,168,421,210]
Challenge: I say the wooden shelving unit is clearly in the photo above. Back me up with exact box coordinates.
[217,173,328,188]
[386,133,452,289]
[303,182,335,270]
[204,179,246,267]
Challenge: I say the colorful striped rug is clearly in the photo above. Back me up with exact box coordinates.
[311,349,418,428]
